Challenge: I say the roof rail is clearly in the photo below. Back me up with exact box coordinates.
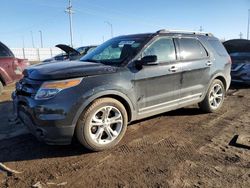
[156,29,213,36]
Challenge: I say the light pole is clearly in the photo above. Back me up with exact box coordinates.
[30,31,35,48]
[199,26,203,32]
[65,0,74,47]
[247,9,250,40]
[105,21,113,38]
[39,30,43,48]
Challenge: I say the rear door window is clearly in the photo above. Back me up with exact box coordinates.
[178,38,208,60]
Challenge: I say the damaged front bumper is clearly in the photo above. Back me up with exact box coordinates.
[231,63,250,85]
[12,92,75,145]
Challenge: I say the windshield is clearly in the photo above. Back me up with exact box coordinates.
[80,38,145,65]
[77,47,88,54]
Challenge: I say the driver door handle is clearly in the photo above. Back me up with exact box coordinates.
[169,66,178,72]
[206,61,213,67]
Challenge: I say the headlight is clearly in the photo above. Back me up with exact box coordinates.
[35,78,82,100]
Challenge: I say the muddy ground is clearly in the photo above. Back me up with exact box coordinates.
[0,84,250,188]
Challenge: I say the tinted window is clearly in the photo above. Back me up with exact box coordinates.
[0,43,13,57]
[142,37,176,62]
[209,40,228,56]
[179,38,208,60]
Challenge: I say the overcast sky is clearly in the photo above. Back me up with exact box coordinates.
[0,0,249,48]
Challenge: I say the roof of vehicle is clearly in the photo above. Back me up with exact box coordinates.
[156,29,214,36]
[115,29,215,40]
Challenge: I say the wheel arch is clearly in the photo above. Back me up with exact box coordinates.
[214,75,227,91]
[72,90,136,127]
[95,94,133,122]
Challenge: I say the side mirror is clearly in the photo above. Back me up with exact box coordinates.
[141,55,158,65]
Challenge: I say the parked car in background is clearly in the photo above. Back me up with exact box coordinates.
[229,52,250,85]
[43,44,97,63]
[0,41,29,94]
[223,39,250,85]
[13,30,231,151]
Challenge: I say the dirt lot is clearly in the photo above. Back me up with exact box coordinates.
[0,84,250,188]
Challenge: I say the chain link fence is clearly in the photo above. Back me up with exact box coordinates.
[10,48,63,62]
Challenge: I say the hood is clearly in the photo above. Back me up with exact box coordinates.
[56,44,80,55]
[23,61,118,80]
[223,39,250,54]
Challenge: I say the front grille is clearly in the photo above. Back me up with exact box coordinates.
[16,77,42,97]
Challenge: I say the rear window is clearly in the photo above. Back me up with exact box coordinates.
[208,40,228,56]
[178,38,208,60]
[0,43,13,57]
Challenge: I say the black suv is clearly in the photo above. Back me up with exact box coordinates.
[13,30,231,151]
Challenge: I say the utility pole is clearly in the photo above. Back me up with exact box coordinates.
[239,32,243,39]
[30,31,35,48]
[247,9,250,40]
[39,30,43,48]
[199,26,203,32]
[65,0,74,47]
[105,21,113,38]
[22,36,25,48]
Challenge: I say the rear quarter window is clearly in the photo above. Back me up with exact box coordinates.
[178,38,208,60]
[208,40,228,56]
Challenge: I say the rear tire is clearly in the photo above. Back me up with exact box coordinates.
[76,98,128,151]
[199,79,225,113]
[0,81,3,95]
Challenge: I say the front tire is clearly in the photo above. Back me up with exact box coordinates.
[199,79,225,113]
[76,98,128,151]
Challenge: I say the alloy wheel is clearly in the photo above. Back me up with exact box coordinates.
[89,106,123,145]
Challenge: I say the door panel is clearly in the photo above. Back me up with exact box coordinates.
[180,59,210,99]
[176,37,211,103]
[134,63,181,115]
[132,36,182,118]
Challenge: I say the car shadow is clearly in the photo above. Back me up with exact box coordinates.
[230,83,250,90]
[0,135,92,163]
[130,106,206,128]
[0,100,92,163]
[0,105,207,163]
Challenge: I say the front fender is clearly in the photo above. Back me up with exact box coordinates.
[72,89,136,126]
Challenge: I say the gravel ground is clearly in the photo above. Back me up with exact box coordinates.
[0,84,249,188]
